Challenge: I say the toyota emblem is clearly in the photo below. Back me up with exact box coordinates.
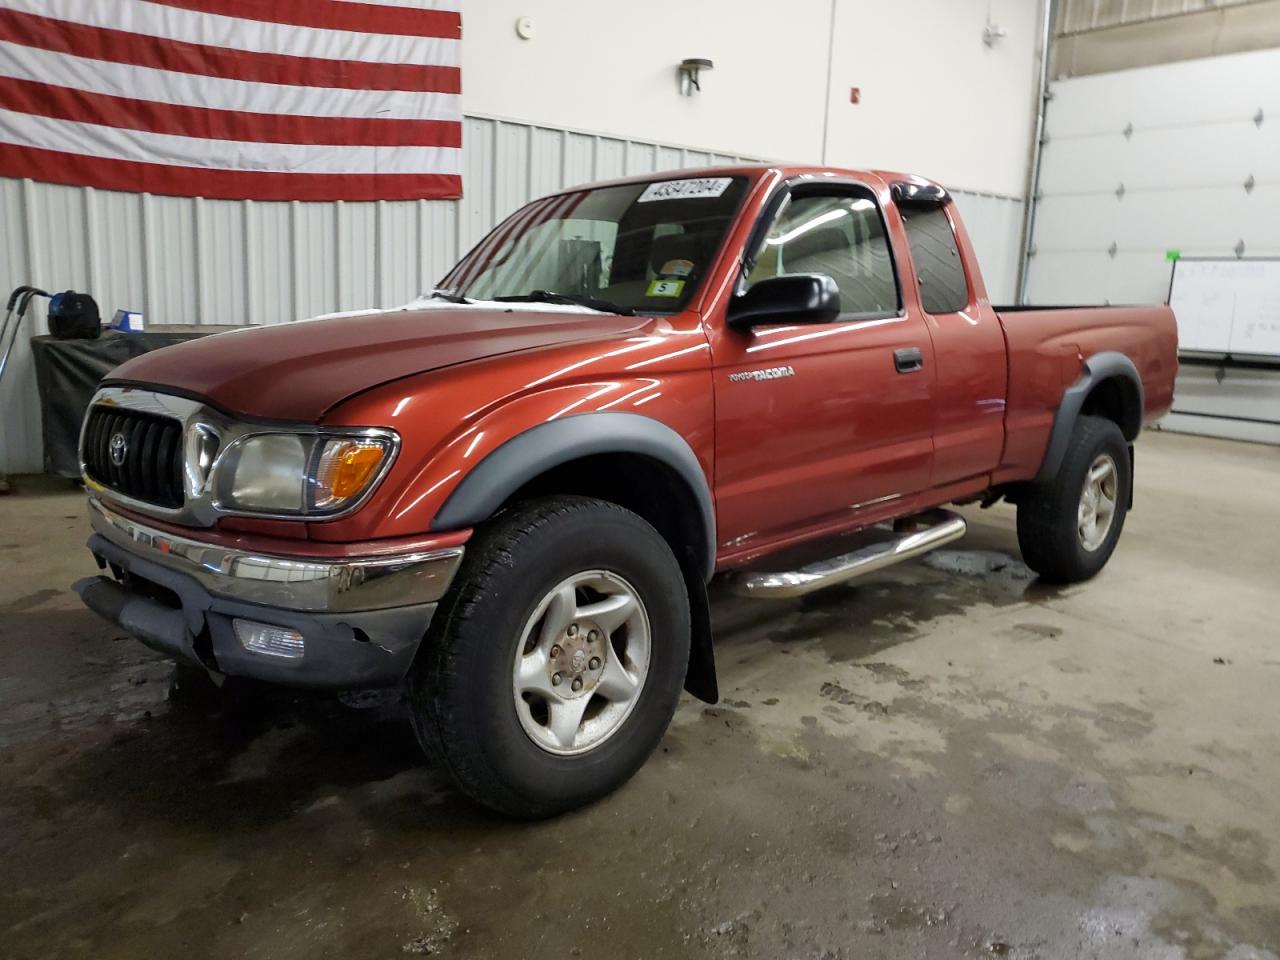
[109,432,128,467]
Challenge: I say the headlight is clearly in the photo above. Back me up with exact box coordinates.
[212,431,396,517]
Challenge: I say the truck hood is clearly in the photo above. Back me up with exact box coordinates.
[107,301,649,421]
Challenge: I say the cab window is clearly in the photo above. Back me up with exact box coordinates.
[746,191,900,318]
[900,205,970,314]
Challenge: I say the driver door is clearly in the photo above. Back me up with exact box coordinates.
[710,185,936,558]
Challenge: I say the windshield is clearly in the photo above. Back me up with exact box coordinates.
[439,176,749,314]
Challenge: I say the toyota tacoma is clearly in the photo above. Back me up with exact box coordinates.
[74,165,1178,816]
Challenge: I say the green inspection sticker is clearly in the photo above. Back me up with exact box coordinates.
[646,278,685,298]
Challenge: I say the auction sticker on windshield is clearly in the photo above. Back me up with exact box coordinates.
[637,177,733,203]
[647,279,685,297]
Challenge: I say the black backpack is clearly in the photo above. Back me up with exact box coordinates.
[48,290,101,340]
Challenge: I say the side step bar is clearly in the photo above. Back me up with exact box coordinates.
[729,509,968,600]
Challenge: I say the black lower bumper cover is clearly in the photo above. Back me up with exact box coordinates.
[75,533,438,689]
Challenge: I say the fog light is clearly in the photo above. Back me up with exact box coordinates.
[233,619,305,659]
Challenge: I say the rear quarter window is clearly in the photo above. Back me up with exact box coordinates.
[901,206,970,314]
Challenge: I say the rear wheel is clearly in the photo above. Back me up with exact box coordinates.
[1017,415,1131,583]
[407,496,691,818]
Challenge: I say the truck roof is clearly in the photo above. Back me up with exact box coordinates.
[552,164,946,197]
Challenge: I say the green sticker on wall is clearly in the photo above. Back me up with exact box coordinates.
[1165,249,1181,261]
[646,278,685,298]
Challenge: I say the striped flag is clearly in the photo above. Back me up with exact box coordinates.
[0,0,462,201]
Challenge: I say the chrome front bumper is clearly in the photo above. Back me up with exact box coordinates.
[86,496,463,613]
[75,497,466,688]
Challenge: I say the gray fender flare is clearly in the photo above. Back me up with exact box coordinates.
[1035,350,1143,482]
[432,412,717,581]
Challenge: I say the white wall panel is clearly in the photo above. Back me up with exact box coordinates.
[0,178,35,474]
[823,0,1040,198]
[460,0,832,170]
[493,122,531,217]
[593,139,625,182]
[1025,250,1113,305]
[1045,43,1279,134]
[93,189,146,323]
[341,202,376,313]
[418,199,460,291]
[656,146,683,173]
[293,203,338,322]
[378,202,421,310]
[1106,250,1175,305]
[949,190,1026,305]
[528,127,564,198]
[1031,194,1117,253]
[1,113,1023,473]
[250,202,294,325]
[625,142,657,177]
[1037,134,1127,195]
[203,198,248,324]
[1162,365,1280,445]
[463,0,1040,198]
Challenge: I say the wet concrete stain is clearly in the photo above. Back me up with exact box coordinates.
[2,610,1276,960]
[711,550,1070,667]
[819,680,890,715]
[2,588,62,614]
[1013,622,1064,641]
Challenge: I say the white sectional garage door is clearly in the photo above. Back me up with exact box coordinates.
[1028,47,1280,307]
[1027,47,1280,445]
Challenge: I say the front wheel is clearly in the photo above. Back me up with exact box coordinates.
[1016,415,1131,584]
[407,496,691,818]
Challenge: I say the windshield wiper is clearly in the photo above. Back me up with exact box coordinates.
[493,290,634,316]
[427,289,472,304]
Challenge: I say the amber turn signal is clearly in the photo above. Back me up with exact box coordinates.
[312,439,389,509]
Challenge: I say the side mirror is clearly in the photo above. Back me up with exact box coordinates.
[727,274,841,330]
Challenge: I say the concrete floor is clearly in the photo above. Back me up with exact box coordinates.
[1,430,1278,960]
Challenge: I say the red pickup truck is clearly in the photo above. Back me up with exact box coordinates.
[74,165,1177,816]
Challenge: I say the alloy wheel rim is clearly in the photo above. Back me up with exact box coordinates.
[1078,453,1119,552]
[512,570,651,756]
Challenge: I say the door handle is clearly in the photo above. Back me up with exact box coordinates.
[894,347,924,373]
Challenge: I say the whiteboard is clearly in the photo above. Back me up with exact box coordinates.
[1169,259,1280,358]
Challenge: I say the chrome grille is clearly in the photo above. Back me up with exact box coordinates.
[82,406,185,508]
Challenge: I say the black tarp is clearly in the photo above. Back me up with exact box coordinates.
[30,326,234,477]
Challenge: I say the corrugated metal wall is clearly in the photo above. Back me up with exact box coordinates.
[1057,0,1262,34]
[0,115,1023,474]
[1052,0,1280,77]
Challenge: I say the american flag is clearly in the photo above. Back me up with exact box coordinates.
[0,0,462,201]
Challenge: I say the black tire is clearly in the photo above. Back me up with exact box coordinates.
[1017,415,1131,584]
[406,496,691,818]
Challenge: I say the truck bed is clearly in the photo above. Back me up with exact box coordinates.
[992,303,1179,485]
